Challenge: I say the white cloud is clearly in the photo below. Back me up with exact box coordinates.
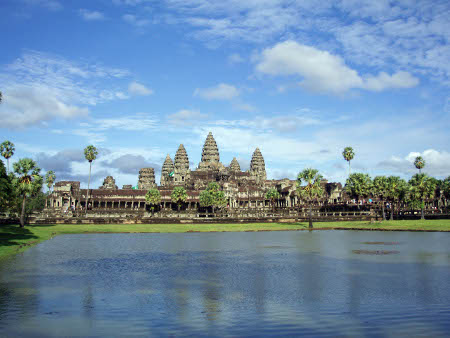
[23,0,62,11]
[228,53,244,64]
[255,41,419,94]
[0,86,88,129]
[123,14,150,27]
[79,9,105,21]
[194,83,239,100]
[0,50,131,129]
[168,109,208,125]
[378,149,450,177]
[128,81,153,96]
[364,71,419,91]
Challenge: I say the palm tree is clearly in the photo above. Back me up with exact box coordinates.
[84,145,98,215]
[171,186,188,212]
[386,176,408,221]
[1,140,15,174]
[12,158,43,227]
[373,176,389,221]
[409,173,436,220]
[45,170,56,193]
[342,147,355,176]
[296,168,324,229]
[145,188,161,216]
[344,173,373,203]
[0,91,2,103]
[265,188,281,213]
[414,156,425,173]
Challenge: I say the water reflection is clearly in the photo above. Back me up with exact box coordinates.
[0,231,449,337]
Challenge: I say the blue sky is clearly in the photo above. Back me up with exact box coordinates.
[1,0,449,189]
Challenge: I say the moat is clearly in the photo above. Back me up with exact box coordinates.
[1,231,449,337]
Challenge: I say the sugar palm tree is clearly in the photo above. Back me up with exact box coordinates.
[409,173,436,220]
[386,176,408,221]
[145,188,161,216]
[1,140,15,174]
[342,147,355,176]
[265,188,281,213]
[414,156,425,173]
[171,186,188,212]
[12,158,43,227]
[297,168,324,229]
[344,173,373,203]
[373,176,389,221]
[45,170,56,193]
[84,145,98,215]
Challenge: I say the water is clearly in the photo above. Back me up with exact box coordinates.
[0,230,449,337]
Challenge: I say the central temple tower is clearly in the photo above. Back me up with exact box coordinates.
[197,132,225,171]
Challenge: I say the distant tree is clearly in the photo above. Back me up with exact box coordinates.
[386,176,408,221]
[171,186,187,212]
[342,147,355,176]
[344,173,373,202]
[265,188,280,213]
[442,176,450,201]
[84,145,98,215]
[409,173,436,220]
[12,158,43,227]
[199,182,226,214]
[0,160,13,212]
[0,91,2,103]
[414,156,425,173]
[145,188,161,216]
[296,168,324,229]
[45,170,56,193]
[372,176,389,221]
[1,140,15,174]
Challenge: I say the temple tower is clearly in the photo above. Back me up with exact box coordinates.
[229,157,241,172]
[198,131,224,171]
[173,144,190,183]
[138,168,156,190]
[160,154,174,186]
[99,176,118,190]
[250,148,267,181]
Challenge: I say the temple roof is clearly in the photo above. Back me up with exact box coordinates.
[229,157,241,171]
[174,144,189,171]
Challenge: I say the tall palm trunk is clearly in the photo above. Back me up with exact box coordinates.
[20,195,26,228]
[390,201,394,221]
[7,158,10,174]
[308,203,313,229]
[381,201,386,221]
[85,161,92,216]
[348,161,351,176]
[421,199,425,220]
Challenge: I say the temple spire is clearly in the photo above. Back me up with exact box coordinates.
[229,157,241,171]
[250,147,266,180]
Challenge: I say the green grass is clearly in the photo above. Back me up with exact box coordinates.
[1,219,450,260]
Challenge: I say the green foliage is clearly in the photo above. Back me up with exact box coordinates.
[84,145,98,162]
[344,173,373,199]
[442,176,450,199]
[342,147,355,162]
[12,158,43,197]
[145,189,161,208]
[296,168,324,202]
[372,176,389,200]
[199,182,226,209]
[45,170,56,191]
[0,140,15,160]
[409,173,436,201]
[387,176,408,203]
[414,156,425,171]
[171,186,188,205]
[0,160,13,211]
[265,188,281,201]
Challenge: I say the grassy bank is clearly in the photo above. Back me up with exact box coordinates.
[1,219,450,260]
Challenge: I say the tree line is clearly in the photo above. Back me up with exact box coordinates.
[1,141,449,229]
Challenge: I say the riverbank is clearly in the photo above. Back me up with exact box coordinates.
[1,220,450,260]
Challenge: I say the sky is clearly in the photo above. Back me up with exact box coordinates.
[0,0,449,190]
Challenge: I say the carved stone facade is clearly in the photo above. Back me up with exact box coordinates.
[45,131,345,215]
[138,168,156,190]
[99,176,118,190]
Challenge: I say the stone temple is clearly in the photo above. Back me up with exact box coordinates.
[46,132,343,215]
